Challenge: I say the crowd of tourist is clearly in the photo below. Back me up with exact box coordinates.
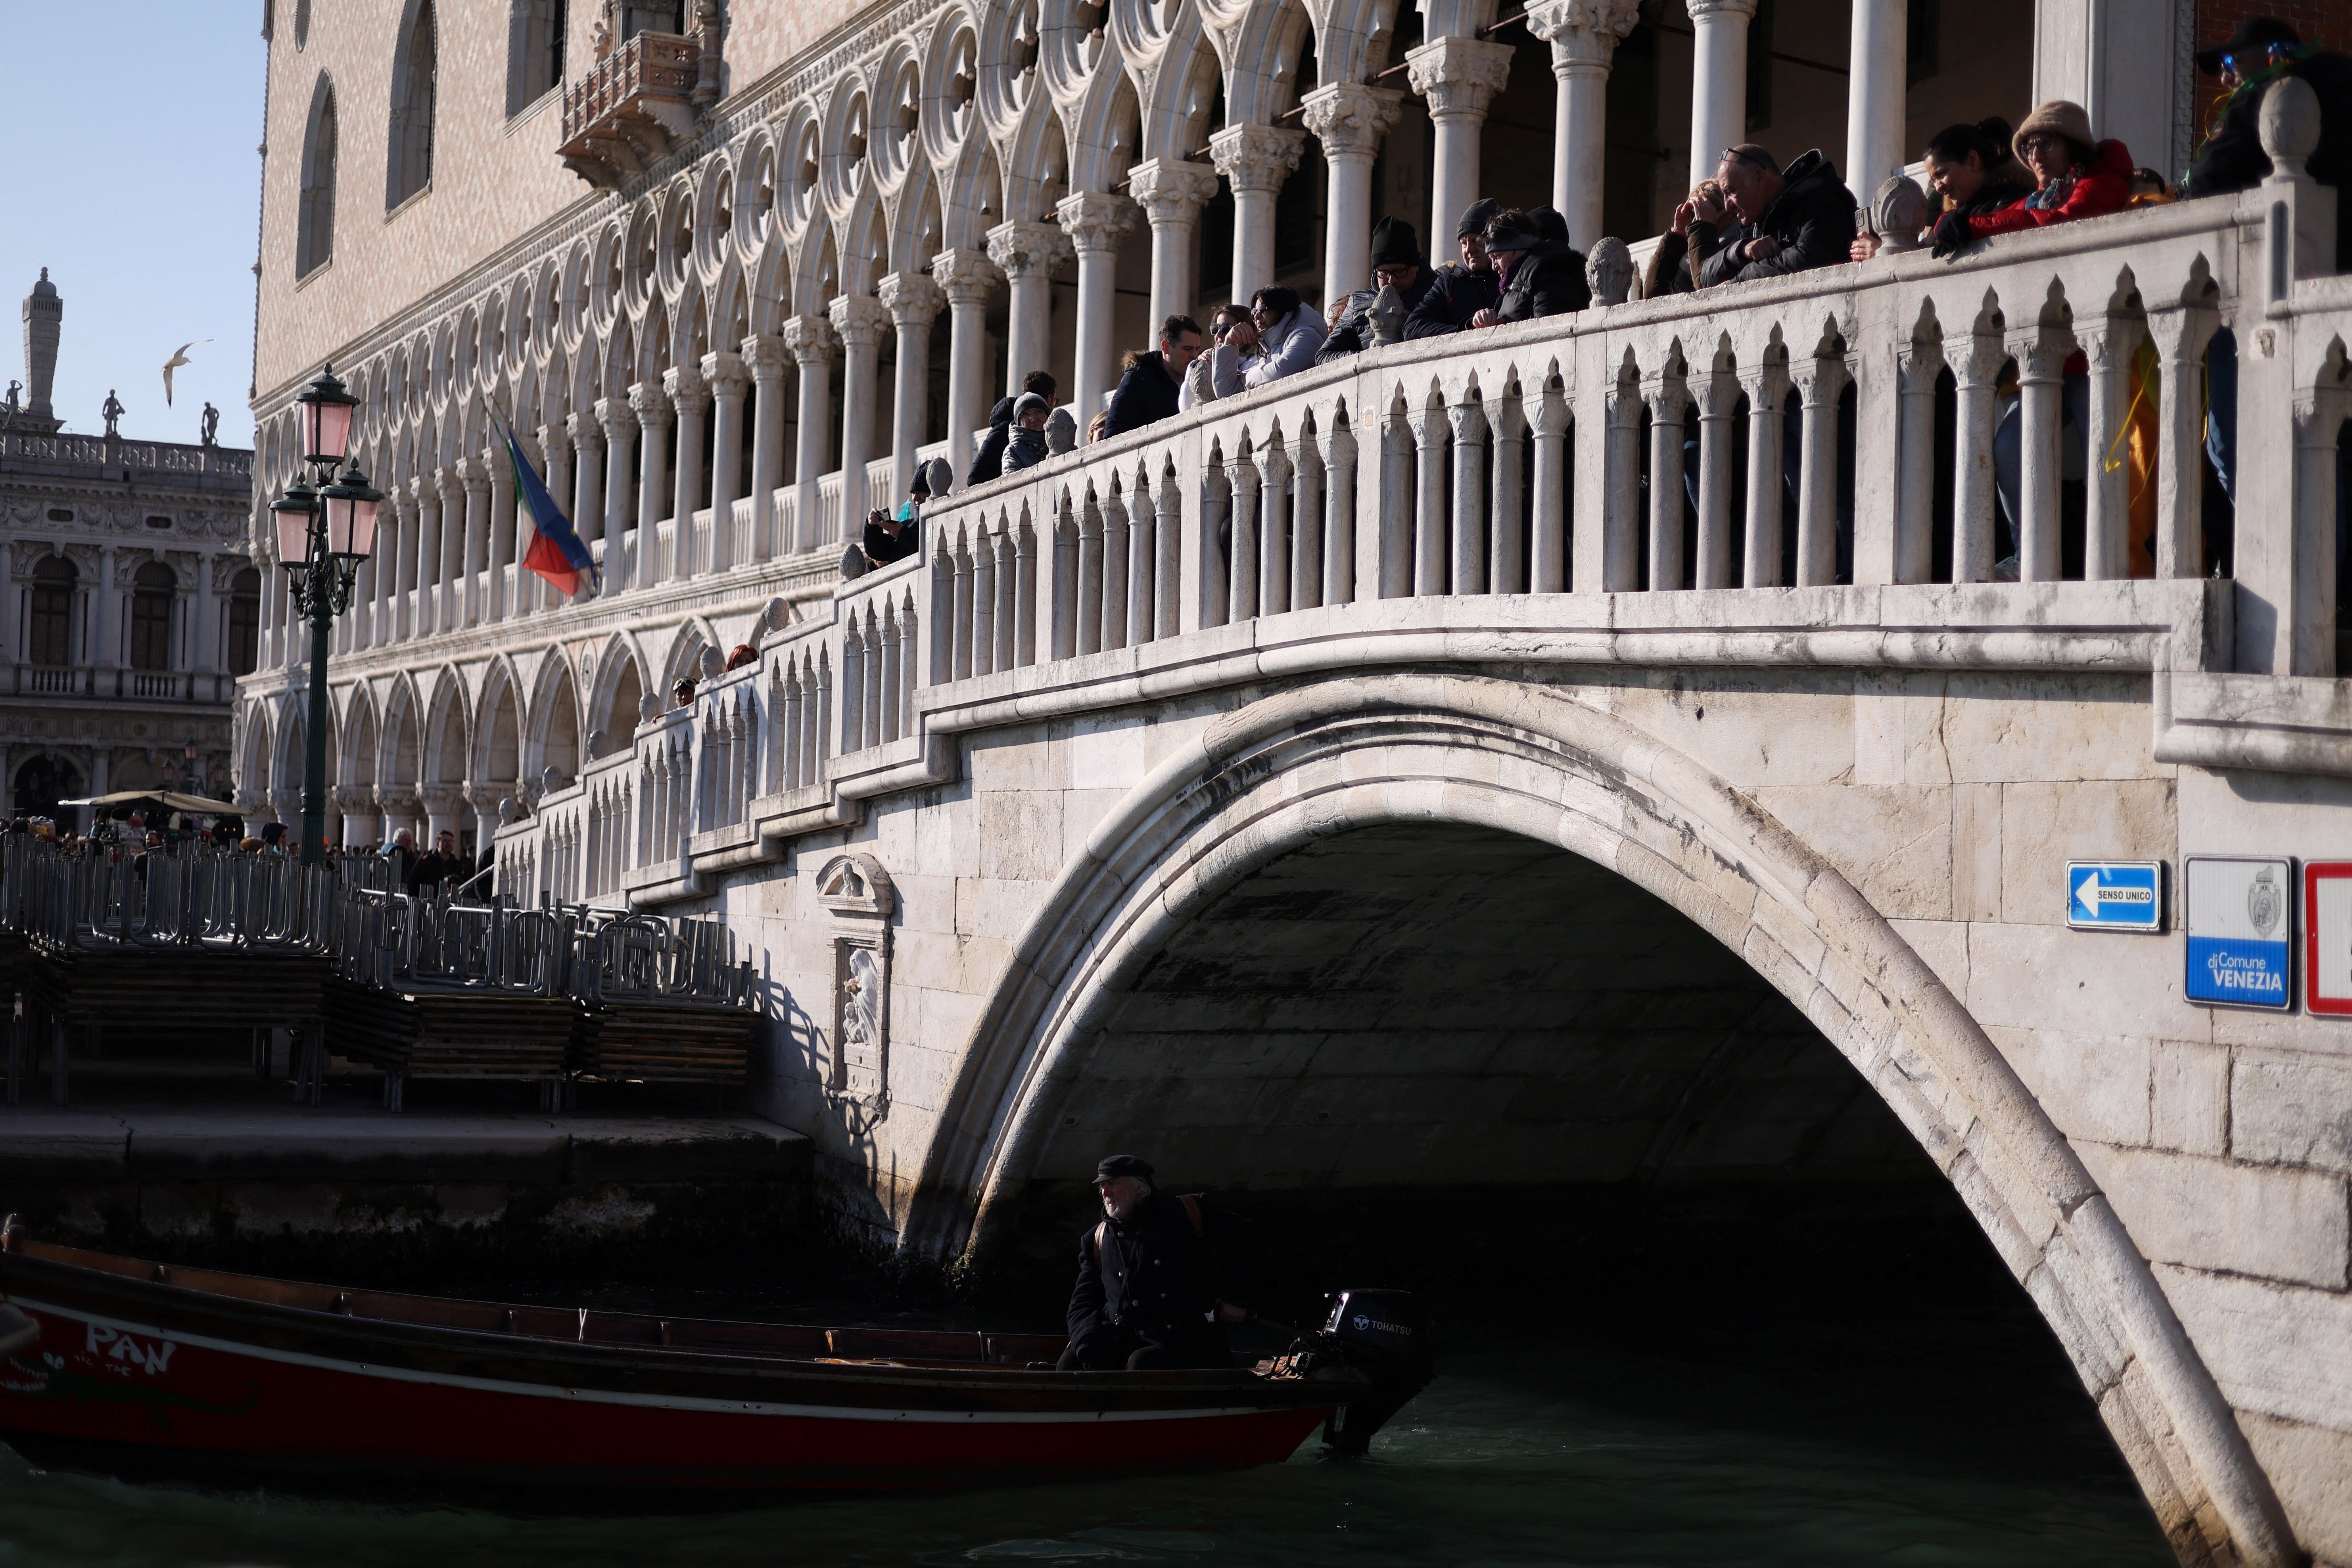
[830,14,2345,582]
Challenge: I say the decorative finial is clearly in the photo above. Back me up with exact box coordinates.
[38,268,47,282]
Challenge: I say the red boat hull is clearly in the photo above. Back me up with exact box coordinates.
[0,1294,1334,1493]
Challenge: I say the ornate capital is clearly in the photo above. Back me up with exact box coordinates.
[662,364,710,413]
[1526,0,1642,64]
[781,313,842,366]
[985,220,1074,280]
[1055,189,1140,254]
[1404,36,1514,117]
[569,408,608,445]
[1686,0,1759,18]
[1299,84,1402,159]
[1125,159,1222,226]
[628,380,673,424]
[700,348,750,398]
[1208,124,1305,194]
[740,332,792,381]
[453,455,491,493]
[929,247,1003,305]
[876,271,947,329]
[827,293,890,350]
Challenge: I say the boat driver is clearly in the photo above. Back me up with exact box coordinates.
[1059,1154,1251,1372]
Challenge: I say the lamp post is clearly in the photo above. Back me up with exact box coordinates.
[270,365,380,868]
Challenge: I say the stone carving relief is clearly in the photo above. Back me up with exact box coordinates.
[816,850,895,1120]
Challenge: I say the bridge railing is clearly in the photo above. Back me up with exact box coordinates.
[487,142,2348,903]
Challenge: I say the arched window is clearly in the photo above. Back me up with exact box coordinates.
[296,75,338,278]
[227,567,263,676]
[506,0,568,116]
[387,0,439,209]
[27,557,75,667]
[130,562,177,672]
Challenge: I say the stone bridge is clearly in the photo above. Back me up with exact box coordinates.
[243,116,2352,1568]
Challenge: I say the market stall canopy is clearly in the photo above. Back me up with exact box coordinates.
[59,790,246,815]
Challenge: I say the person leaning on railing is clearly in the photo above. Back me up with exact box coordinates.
[1404,199,1501,338]
[1470,207,1590,324]
[968,370,1057,486]
[1931,101,2131,258]
[1850,119,2031,261]
[1103,315,1203,438]
[1318,217,1433,361]
[1700,144,1857,287]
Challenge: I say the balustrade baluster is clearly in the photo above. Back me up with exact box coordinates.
[1102,487,1130,651]
[933,548,958,685]
[1076,496,1105,656]
[1380,407,1412,599]
[1446,397,1489,595]
[813,651,832,775]
[1694,369,1738,590]
[897,597,919,739]
[1259,439,1291,617]
[1322,420,1357,606]
[1227,448,1262,624]
[2011,332,2067,583]
[1894,348,1940,584]
[1489,392,1525,595]
[2147,307,2216,580]
[2080,317,2140,581]
[997,527,1021,670]
[1411,403,1449,595]
[862,612,884,748]
[839,624,864,753]
[1529,386,1569,593]
[1051,505,1081,662]
[1291,428,1324,611]
[1014,520,1038,666]
[879,605,901,743]
[973,525,997,678]
[1126,477,1156,648]
[1155,463,1183,640]
[1791,357,1845,588]
[1603,379,1643,592]
[1951,336,2003,583]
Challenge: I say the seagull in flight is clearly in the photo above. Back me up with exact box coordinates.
[161,339,212,406]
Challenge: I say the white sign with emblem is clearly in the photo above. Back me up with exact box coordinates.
[2183,856,2294,1010]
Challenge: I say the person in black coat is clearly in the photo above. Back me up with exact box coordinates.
[1317,217,1433,361]
[967,370,1058,486]
[1477,207,1591,324]
[2185,19,2352,270]
[1698,145,1857,287]
[1405,197,1502,339]
[1059,1154,1251,1372]
[1103,315,1203,438]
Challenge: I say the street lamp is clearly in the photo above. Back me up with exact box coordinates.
[272,364,380,867]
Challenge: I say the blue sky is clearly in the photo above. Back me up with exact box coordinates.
[0,7,266,448]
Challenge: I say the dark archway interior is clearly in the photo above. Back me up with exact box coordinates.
[1033,822,1928,1194]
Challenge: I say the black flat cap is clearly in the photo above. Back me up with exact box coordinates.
[1094,1154,1156,1182]
[2197,17,2299,77]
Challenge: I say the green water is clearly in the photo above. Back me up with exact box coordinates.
[0,1317,2171,1568]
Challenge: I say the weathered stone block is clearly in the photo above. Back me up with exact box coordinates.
[2237,1410,2352,1568]
[2153,1039,2230,1159]
[2157,1263,2352,1437]
[1997,779,2177,927]
[2233,1054,2352,1175]
[1986,1026,2152,1148]
[1753,783,1953,921]
[2082,1144,2348,1288]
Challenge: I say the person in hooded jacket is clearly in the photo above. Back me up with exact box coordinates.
[2184,18,2351,270]
[1405,198,1502,338]
[1932,100,2131,257]
[1474,206,1590,323]
[967,370,1058,486]
[1317,217,1435,361]
[1697,145,1857,286]
[1000,392,1054,474]
[1851,119,2031,259]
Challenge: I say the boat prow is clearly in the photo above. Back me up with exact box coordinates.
[0,1229,1366,1497]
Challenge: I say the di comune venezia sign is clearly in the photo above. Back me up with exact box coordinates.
[2183,856,2294,1010]
[2303,862,2352,1016]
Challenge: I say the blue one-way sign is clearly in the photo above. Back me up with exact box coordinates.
[2066,860,2164,931]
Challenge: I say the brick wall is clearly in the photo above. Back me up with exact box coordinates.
[2194,0,2342,56]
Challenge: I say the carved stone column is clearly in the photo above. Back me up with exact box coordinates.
[985,221,1072,401]
[1301,85,1402,308]
[1126,160,1220,333]
[1526,0,1640,249]
[930,248,1002,486]
[741,333,790,554]
[1845,0,1906,205]
[877,272,946,505]
[595,396,637,596]
[628,381,672,593]
[1404,36,1513,246]
[782,314,840,553]
[1684,0,1758,189]
[663,366,709,584]
[1208,125,1305,301]
[702,349,748,571]
[1054,192,1140,422]
[455,456,490,628]
[829,294,890,539]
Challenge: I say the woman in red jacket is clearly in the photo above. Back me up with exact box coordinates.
[1933,100,2133,257]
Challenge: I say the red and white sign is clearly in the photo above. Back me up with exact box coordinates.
[2303,862,2352,1015]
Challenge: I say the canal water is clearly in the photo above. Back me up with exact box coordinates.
[0,1310,2170,1567]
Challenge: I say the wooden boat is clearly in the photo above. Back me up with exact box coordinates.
[0,1229,1370,1496]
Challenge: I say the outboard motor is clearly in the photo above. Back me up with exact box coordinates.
[1313,1288,1435,1454]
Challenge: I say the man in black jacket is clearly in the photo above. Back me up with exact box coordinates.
[967,370,1058,486]
[1102,316,1202,439]
[1059,1154,1249,1372]
[1477,206,1591,323]
[2185,19,2352,270]
[1697,145,1856,287]
[1317,217,1433,361]
[1405,198,1502,338]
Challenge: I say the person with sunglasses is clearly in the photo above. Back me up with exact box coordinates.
[1930,100,2132,259]
[2184,19,2350,269]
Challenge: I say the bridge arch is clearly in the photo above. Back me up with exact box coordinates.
[911,672,2292,1568]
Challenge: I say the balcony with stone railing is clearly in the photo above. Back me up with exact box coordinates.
[6,664,242,704]
[488,115,2349,911]
[556,31,702,191]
